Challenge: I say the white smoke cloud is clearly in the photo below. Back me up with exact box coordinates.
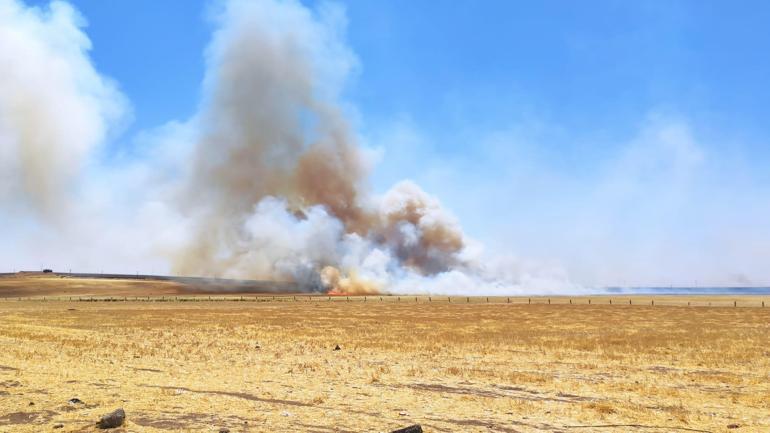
[0,0,127,217]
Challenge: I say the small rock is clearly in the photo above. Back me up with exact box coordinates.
[53,424,64,429]
[68,398,83,404]
[219,428,230,433]
[333,344,341,351]
[97,408,125,429]
[281,411,291,417]
[254,342,261,349]
[398,411,408,416]
[390,425,423,433]
[28,402,34,406]
[727,424,740,429]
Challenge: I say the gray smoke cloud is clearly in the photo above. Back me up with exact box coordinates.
[0,0,575,295]
[168,0,573,294]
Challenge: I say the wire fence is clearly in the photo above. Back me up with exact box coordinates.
[0,295,766,308]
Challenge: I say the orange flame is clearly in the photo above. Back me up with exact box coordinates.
[321,266,381,295]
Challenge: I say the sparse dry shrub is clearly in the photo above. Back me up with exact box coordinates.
[587,401,617,415]
[369,371,380,383]
[446,366,463,376]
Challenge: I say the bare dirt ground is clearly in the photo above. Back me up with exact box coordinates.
[0,296,768,433]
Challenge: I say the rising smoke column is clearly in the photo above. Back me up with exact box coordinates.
[172,0,486,293]
[0,0,571,294]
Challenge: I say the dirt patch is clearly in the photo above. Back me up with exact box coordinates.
[132,412,254,430]
[141,385,314,407]
[383,382,596,403]
[439,418,524,433]
[0,410,57,425]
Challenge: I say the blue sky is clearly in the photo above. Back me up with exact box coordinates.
[13,0,770,286]
[32,1,770,147]
[53,1,769,134]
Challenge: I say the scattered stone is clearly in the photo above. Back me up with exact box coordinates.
[53,423,64,429]
[219,428,230,433]
[97,408,125,429]
[280,411,291,417]
[333,344,341,351]
[390,425,423,433]
[28,402,34,406]
[254,342,261,349]
[67,398,83,405]
[727,424,740,429]
[398,411,408,416]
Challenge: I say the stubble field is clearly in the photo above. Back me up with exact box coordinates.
[1,297,769,433]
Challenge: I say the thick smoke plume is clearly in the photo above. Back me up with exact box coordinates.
[171,0,532,294]
[0,0,574,294]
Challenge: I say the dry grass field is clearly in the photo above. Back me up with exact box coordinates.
[1,297,769,433]
[0,273,295,298]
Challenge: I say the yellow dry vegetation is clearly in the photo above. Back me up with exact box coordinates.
[0,299,769,432]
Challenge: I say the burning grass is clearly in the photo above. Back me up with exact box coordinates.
[0,300,768,432]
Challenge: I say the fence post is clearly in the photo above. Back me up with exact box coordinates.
[629,299,632,305]
[651,300,654,306]
[507,297,510,303]
[467,297,470,303]
[548,298,551,305]
[734,300,737,307]
[609,299,612,305]
[528,298,531,304]
[448,297,451,303]
[569,299,572,305]
[588,299,591,305]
